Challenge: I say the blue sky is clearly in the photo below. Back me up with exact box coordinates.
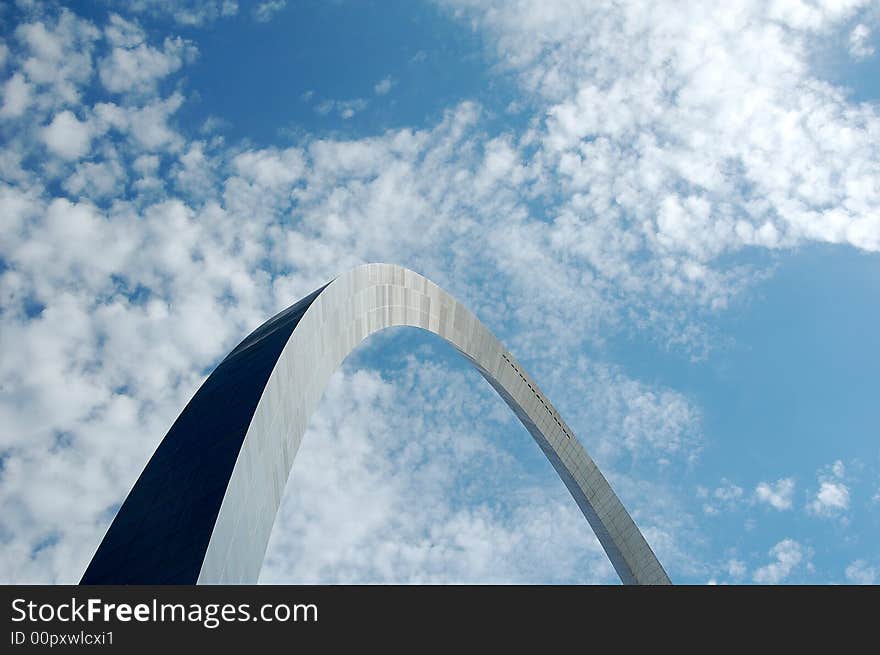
[0,0,878,584]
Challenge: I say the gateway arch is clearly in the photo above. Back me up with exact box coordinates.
[81,263,671,585]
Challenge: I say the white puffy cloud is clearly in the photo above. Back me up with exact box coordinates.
[848,23,874,59]
[755,477,796,510]
[15,9,99,108]
[1,0,877,584]
[63,158,126,199]
[0,80,701,582]
[753,539,808,584]
[808,481,850,516]
[0,73,32,118]
[232,147,305,189]
[449,0,880,318]
[766,0,866,31]
[41,110,93,160]
[807,460,850,517]
[98,15,197,96]
[260,361,615,583]
[104,11,146,48]
[93,93,185,152]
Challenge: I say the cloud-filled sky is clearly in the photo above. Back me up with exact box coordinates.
[0,0,878,585]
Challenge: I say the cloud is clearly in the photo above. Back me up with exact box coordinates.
[766,0,866,31]
[755,477,795,510]
[845,560,876,585]
[374,76,395,95]
[98,15,197,96]
[260,356,616,583]
[808,481,850,516]
[497,353,704,475]
[125,0,238,26]
[726,559,747,580]
[63,159,126,200]
[807,460,850,517]
[449,0,880,322]
[41,110,93,160]
[0,85,699,580]
[2,0,878,585]
[0,26,702,577]
[0,43,560,580]
[15,9,99,108]
[232,147,305,189]
[93,92,185,152]
[849,23,875,59]
[698,479,744,515]
[0,73,32,118]
[312,97,369,120]
[253,1,287,23]
[753,539,807,584]
[338,102,365,120]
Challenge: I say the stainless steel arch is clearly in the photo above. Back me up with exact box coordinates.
[82,263,670,585]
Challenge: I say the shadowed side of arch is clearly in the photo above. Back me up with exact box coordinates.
[82,264,671,585]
